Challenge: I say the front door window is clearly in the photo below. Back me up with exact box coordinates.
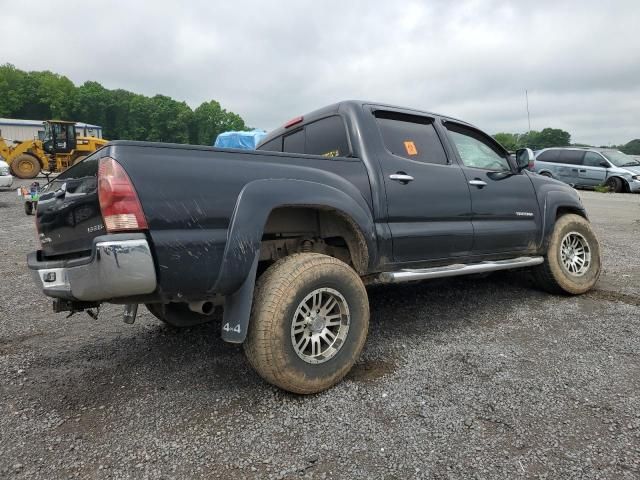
[446,126,510,171]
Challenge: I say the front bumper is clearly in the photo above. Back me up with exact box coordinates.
[0,175,13,188]
[628,179,640,193]
[27,234,157,302]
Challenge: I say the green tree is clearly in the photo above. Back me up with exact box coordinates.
[191,100,247,145]
[494,128,572,151]
[530,128,571,149]
[147,95,192,143]
[620,139,640,155]
[493,132,522,151]
[71,81,111,131]
[0,64,27,117]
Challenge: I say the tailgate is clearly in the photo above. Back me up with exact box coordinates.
[37,155,106,257]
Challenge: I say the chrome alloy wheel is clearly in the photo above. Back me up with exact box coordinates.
[290,287,350,364]
[560,232,591,277]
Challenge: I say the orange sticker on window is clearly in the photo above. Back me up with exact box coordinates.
[404,141,418,156]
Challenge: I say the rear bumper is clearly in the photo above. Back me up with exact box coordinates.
[27,233,157,302]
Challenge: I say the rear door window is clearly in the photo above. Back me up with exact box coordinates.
[537,150,560,163]
[259,137,282,152]
[282,129,305,154]
[558,150,585,165]
[305,116,350,157]
[374,111,448,165]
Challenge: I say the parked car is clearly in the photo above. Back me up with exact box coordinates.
[0,159,13,188]
[532,147,640,193]
[27,100,602,394]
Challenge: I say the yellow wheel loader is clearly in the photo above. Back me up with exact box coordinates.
[0,120,108,179]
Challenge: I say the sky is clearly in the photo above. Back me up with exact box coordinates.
[1,0,639,145]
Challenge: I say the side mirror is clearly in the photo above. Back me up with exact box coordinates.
[515,148,535,171]
[599,161,609,168]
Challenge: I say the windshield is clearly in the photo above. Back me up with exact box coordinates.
[601,150,640,167]
[43,122,53,142]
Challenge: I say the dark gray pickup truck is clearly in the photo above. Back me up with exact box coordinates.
[28,100,601,393]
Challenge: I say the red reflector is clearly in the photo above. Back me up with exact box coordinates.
[284,116,303,128]
[98,157,148,232]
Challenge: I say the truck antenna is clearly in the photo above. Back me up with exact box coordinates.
[525,89,532,133]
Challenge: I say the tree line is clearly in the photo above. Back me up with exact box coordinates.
[493,128,640,155]
[0,64,247,145]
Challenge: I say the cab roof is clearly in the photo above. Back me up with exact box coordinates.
[259,100,471,147]
[46,120,77,125]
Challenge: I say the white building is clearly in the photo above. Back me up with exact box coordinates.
[0,118,103,142]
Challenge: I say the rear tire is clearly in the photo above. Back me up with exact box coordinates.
[244,253,369,394]
[533,214,601,295]
[146,302,220,328]
[11,154,41,179]
[605,176,623,193]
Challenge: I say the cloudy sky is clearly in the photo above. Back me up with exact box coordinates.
[2,0,639,145]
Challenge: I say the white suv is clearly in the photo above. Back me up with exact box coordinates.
[0,160,13,189]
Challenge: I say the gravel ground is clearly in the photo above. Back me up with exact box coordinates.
[1,179,639,479]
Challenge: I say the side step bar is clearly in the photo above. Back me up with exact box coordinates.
[378,256,544,284]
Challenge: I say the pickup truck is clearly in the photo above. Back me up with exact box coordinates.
[28,100,601,394]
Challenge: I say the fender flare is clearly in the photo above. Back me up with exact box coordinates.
[213,178,377,296]
[540,189,587,246]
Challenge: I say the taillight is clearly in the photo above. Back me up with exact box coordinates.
[98,157,148,232]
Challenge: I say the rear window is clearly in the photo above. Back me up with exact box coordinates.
[266,116,351,157]
[283,129,305,154]
[558,150,585,165]
[374,111,447,165]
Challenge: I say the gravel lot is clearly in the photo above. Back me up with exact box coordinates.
[1,178,639,479]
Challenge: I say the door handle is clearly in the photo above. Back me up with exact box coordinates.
[468,179,487,188]
[389,173,414,183]
[579,169,586,173]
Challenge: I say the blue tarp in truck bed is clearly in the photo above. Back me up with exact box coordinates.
[214,129,267,150]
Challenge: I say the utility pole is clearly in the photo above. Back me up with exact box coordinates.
[525,89,531,133]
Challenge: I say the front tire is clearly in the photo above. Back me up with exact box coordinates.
[533,214,601,294]
[11,154,41,179]
[605,176,623,193]
[244,253,369,394]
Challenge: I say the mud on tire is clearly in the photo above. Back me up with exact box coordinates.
[533,213,601,295]
[244,253,369,394]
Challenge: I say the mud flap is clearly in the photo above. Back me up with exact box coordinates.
[220,252,259,343]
